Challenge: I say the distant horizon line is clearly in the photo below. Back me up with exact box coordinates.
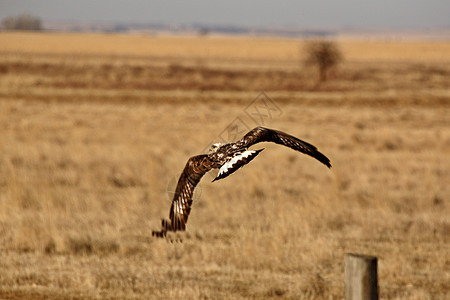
[42,19,450,31]
[38,20,450,40]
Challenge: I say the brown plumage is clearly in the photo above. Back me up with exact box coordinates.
[152,127,331,238]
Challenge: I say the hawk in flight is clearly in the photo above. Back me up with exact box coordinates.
[152,127,331,238]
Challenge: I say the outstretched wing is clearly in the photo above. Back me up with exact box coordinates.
[212,149,264,182]
[152,155,213,238]
[235,127,331,168]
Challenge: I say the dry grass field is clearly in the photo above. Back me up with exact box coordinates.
[0,32,449,299]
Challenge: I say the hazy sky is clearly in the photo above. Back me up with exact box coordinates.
[1,0,449,29]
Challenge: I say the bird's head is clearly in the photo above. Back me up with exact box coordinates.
[209,143,224,153]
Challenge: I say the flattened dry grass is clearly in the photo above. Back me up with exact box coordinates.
[0,33,449,299]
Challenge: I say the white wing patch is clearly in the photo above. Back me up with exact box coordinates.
[213,149,263,182]
[218,151,253,176]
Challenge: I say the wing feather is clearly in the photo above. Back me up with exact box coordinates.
[212,149,264,182]
[152,154,212,238]
[235,127,331,168]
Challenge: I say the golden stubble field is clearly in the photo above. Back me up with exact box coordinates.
[0,32,449,299]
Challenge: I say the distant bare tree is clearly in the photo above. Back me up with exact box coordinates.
[304,40,342,82]
[2,14,42,31]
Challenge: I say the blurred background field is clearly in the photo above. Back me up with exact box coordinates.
[0,32,449,299]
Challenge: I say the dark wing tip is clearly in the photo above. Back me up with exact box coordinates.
[316,152,331,168]
[212,172,225,182]
[152,230,166,238]
[152,218,174,238]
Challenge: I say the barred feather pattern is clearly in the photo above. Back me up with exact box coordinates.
[236,127,331,168]
[153,127,331,239]
[152,155,212,237]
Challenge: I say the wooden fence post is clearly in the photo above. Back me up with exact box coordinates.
[345,253,378,300]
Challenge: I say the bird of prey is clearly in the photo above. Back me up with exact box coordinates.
[152,127,331,238]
